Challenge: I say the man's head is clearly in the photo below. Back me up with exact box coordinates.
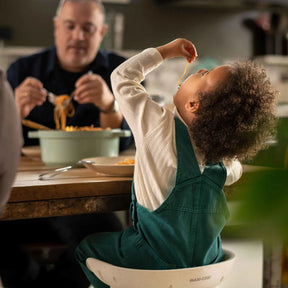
[54,0,107,72]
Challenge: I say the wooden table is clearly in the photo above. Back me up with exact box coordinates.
[1,146,269,221]
[1,155,133,221]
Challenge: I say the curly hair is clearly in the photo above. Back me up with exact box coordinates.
[188,61,278,164]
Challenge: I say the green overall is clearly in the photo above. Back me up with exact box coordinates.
[76,117,230,288]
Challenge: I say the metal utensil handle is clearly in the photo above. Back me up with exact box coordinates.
[38,160,94,180]
[39,165,74,180]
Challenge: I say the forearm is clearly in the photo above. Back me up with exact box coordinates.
[111,48,163,113]
[111,48,165,139]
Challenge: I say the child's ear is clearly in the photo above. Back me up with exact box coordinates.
[185,101,199,113]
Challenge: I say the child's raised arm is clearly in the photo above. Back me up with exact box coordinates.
[156,38,197,63]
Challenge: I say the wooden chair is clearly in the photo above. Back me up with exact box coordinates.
[86,249,236,288]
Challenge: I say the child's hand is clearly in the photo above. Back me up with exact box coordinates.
[157,38,197,63]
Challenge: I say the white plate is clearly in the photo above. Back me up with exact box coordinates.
[81,156,134,176]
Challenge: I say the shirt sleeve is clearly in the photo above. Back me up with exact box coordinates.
[0,70,23,214]
[111,48,170,146]
[223,159,243,186]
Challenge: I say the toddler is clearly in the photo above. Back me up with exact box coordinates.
[76,38,278,288]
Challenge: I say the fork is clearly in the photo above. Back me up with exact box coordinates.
[46,90,74,108]
[45,70,92,107]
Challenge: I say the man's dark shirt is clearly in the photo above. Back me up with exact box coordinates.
[7,47,132,150]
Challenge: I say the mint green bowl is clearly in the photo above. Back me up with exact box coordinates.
[28,129,131,165]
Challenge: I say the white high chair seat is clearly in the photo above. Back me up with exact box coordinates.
[86,249,236,288]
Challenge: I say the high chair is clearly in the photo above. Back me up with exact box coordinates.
[86,249,236,288]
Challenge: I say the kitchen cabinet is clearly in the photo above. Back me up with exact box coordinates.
[0,46,42,71]
[155,0,288,10]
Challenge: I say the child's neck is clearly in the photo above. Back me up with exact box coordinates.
[175,107,194,128]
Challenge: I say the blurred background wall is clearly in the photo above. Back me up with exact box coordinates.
[0,0,265,60]
[2,0,288,103]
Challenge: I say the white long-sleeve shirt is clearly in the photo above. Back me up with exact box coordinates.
[111,48,242,211]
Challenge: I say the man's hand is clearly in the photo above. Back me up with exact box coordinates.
[74,73,114,112]
[157,38,197,63]
[14,77,47,119]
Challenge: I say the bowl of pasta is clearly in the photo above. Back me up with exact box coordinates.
[28,128,131,165]
[82,156,135,176]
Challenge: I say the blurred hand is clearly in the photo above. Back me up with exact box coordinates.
[157,38,197,63]
[74,73,114,112]
[14,77,46,119]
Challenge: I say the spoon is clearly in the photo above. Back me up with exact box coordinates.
[38,160,95,180]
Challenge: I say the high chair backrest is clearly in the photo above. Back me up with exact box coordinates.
[86,249,236,288]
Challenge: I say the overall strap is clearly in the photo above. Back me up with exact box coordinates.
[174,117,201,185]
[130,180,138,229]
[203,162,227,188]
